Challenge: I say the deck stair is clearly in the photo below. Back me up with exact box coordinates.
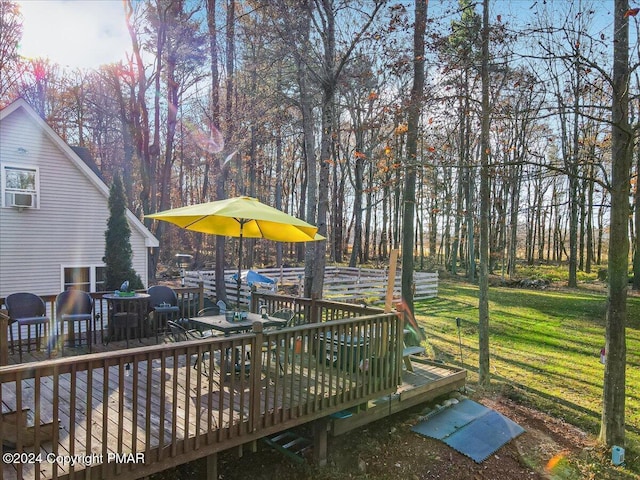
[262,431,313,464]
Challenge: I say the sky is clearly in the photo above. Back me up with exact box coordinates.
[17,0,131,70]
[14,0,619,71]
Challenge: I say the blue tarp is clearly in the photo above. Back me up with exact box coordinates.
[232,270,276,286]
[412,398,489,440]
[411,399,525,463]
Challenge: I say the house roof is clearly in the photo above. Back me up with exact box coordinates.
[0,98,159,248]
[70,145,105,182]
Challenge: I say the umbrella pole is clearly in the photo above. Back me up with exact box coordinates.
[237,225,243,307]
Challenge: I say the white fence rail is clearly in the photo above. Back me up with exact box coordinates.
[184,266,438,307]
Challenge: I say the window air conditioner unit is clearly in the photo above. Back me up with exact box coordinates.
[8,192,35,208]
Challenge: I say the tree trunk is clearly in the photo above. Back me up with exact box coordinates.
[215,0,237,302]
[275,133,284,267]
[349,144,364,267]
[364,161,374,263]
[586,162,595,274]
[477,0,490,387]
[124,0,159,280]
[633,143,640,289]
[401,0,427,312]
[451,148,464,274]
[600,0,631,448]
[310,83,332,297]
[331,147,342,263]
[205,0,227,300]
[507,163,522,277]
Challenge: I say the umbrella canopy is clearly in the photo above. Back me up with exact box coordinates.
[145,196,319,242]
[145,196,323,304]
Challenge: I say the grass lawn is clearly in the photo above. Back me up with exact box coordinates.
[414,279,640,473]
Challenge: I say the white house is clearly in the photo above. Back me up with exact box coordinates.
[0,98,158,297]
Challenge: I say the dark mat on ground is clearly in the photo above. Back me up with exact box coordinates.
[411,398,489,440]
[411,399,525,463]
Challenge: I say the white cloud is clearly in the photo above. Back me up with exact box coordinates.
[18,0,131,69]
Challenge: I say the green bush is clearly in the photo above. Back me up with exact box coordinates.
[103,174,144,291]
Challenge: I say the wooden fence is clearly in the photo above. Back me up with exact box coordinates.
[184,266,438,307]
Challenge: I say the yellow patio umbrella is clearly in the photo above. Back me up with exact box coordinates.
[145,196,323,301]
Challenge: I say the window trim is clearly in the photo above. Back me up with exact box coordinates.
[1,163,40,209]
[61,265,106,293]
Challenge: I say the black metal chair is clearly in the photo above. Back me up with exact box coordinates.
[196,306,220,317]
[271,308,296,326]
[165,320,217,377]
[56,290,94,353]
[5,292,51,362]
[166,320,214,342]
[262,308,297,374]
[148,285,180,342]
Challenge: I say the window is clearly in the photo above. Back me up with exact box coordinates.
[62,266,106,292]
[64,267,90,291]
[95,266,106,291]
[2,164,39,208]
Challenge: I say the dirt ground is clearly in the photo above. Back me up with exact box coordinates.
[158,389,637,480]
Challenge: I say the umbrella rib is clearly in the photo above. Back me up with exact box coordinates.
[183,216,245,231]
[184,215,211,230]
[255,220,266,238]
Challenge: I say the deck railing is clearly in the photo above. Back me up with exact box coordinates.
[250,291,385,325]
[0,286,205,362]
[0,286,392,367]
[0,311,401,480]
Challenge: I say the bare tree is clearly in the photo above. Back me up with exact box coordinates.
[0,0,22,102]
[401,0,427,312]
[477,0,491,386]
[600,0,632,449]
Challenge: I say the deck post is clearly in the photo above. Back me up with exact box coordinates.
[250,322,264,433]
[310,294,318,324]
[0,309,8,366]
[198,281,204,312]
[250,285,258,312]
[206,452,218,480]
[384,250,399,313]
[312,416,330,466]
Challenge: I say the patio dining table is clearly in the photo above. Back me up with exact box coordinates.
[189,312,287,336]
[103,293,150,343]
[189,312,288,376]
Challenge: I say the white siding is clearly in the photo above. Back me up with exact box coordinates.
[0,105,154,297]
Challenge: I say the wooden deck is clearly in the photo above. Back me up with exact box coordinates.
[330,358,466,436]
[0,297,465,480]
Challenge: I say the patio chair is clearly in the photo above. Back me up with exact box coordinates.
[216,300,228,313]
[55,290,94,353]
[196,305,220,317]
[262,308,296,374]
[165,320,216,376]
[271,308,296,325]
[5,292,51,362]
[166,320,215,342]
[147,285,180,342]
[177,293,208,318]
